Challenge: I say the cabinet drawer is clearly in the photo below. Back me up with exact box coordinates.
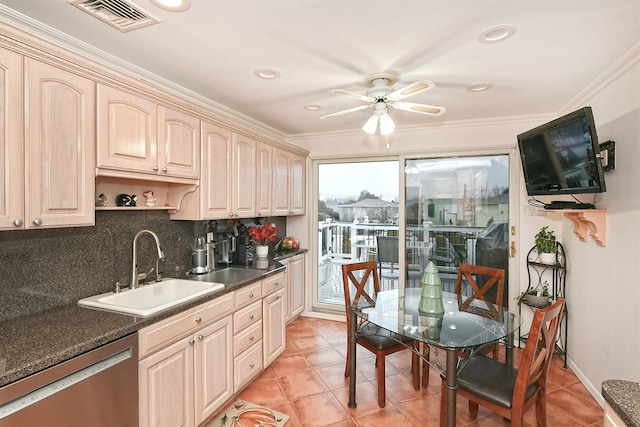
[139,292,234,358]
[233,321,262,357]
[233,300,262,334]
[234,281,262,309]
[262,271,285,297]
[233,342,263,393]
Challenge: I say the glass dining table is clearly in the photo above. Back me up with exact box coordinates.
[347,288,521,427]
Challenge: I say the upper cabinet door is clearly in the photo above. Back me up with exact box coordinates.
[256,142,272,217]
[201,121,233,218]
[232,133,256,218]
[272,147,290,216]
[290,154,306,215]
[0,48,23,230]
[24,59,95,229]
[96,84,157,175]
[158,105,200,179]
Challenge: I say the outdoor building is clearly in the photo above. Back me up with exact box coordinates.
[338,198,398,223]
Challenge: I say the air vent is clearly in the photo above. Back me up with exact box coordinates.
[68,0,161,32]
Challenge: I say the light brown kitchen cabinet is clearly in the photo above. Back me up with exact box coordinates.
[272,147,306,216]
[280,254,305,323]
[171,121,256,220]
[97,85,199,180]
[23,58,95,229]
[96,85,156,174]
[232,133,257,218]
[157,105,200,179]
[0,47,24,230]
[138,293,234,427]
[233,295,263,392]
[263,288,286,367]
[256,141,273,217]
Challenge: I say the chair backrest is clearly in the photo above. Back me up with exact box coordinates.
[514,297,565,401]
[341,261,381,329]
[456,263,505,310]
[376,236,399,264]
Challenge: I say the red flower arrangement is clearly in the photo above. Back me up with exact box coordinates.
[247,222,279,246]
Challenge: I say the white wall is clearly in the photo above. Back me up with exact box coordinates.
[287,57,640,404]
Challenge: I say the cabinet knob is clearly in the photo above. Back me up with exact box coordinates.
[249,362,255,368]
[249,314,254,320]
[152,165,159,171]
[197,335,204,340]
[162,167,168,173]
[188,338,195,344]
[275,295,280,300]
[195,317,202,323]
[32,218,42,226]
[249,293,254,298]
[249,336,254,341]
[13,218,23,227]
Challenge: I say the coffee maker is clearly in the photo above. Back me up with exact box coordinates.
[190,235,214,274]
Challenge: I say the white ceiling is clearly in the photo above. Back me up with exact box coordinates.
[1,0,639,137]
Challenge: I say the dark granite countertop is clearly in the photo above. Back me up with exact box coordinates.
[602,379,640,426]
[0,250,303,388]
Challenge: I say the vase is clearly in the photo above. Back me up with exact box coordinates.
[256,245,269,258]
[538,252,556,265]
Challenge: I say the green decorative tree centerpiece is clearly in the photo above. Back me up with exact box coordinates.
[418,262,445,340]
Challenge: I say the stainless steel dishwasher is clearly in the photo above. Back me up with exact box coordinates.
[0,333,138,427]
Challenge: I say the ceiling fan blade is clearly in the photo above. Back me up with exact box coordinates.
[320,104,372,119]
[391,101,446,116]
[331,89,375,103]
[387,80,435,101]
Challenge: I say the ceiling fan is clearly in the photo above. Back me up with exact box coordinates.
[321,73,446,135]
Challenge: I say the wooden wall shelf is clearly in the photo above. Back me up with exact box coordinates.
[562,209,606,246]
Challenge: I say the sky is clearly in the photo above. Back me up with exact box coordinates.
[318,161,399,201]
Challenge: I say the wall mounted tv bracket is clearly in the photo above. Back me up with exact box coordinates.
[599,140,615,171]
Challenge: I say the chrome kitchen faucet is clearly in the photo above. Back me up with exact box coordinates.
[130,229,165,289]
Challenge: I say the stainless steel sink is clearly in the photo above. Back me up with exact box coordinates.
[78,278,224,317]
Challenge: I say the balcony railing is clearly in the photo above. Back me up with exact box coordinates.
[317,221,492,306]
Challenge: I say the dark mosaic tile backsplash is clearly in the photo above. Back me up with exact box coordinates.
[0,211,203,321]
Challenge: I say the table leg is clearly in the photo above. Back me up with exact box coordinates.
[348,306,358,408]
[445,348,457,427]
[505,331,515,367]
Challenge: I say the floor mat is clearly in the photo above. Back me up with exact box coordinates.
[208,400,289,427]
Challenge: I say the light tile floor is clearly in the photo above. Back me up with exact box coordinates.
[223,316,603,426]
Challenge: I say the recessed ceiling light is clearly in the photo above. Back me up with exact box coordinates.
[254,68,281,79]
[149,0,191,12]
[304,104,322,111]
[467,82,493,92]
[478,24,516,43]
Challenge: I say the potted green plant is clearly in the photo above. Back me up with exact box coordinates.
[517,281,551,308]
[535,226,558,264]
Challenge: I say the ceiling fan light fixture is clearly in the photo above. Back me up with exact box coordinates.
[379,112,395,135]
[149,0,191,12]
[362,114,379,135]
[304,104,321,111]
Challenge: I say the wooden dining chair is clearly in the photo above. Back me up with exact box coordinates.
[422,263,505,388]
[342,261,420,408]
[439,297,565,427]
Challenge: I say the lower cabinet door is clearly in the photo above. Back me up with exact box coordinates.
[263,289,286,367]
[139,337,194,427]
[194,316,233,426]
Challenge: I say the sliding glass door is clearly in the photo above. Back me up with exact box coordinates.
[404,154,510,305]
[314,159,399,313]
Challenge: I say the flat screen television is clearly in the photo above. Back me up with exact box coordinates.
[517,106,606,196]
